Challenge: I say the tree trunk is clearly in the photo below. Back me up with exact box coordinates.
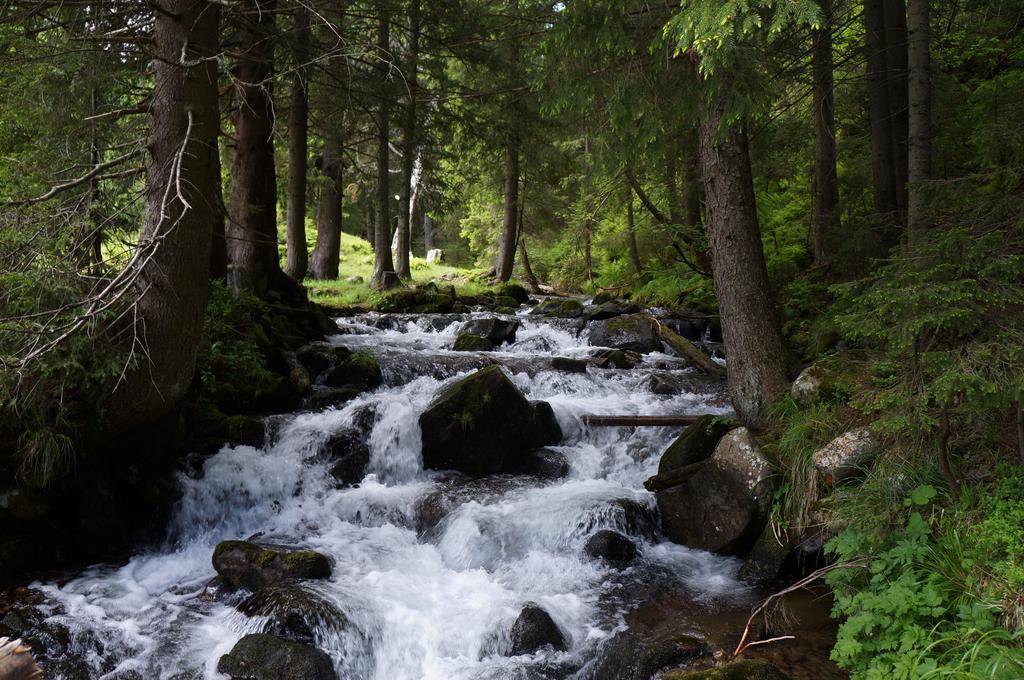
[370,9,396,289]
[625,185,642,274]
[104,0,220,432]
[308,132,343,280]
[811,0,840,263]
[284,7,311,280]
[494,134,520,282]
[907,0,931,241]
[210,140,229,280]
[864,0,900,231]
[885,0,910,218]
[226,0,280,296]
[423,212,435,252]
[519,236,540,293]
[395,0,421,279]
[365,190,376,249]
[583,213,594,282]
[698,98,789,430]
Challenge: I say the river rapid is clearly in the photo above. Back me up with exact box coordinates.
[3,307,842,679]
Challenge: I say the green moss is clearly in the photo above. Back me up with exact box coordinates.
[453,333,495,352]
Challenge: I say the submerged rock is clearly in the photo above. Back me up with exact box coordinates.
[298,344,381,392]
[418,365,562,476]
[550,357,588,373]
[319,428,370,487]
[657,427,775,556]
[460,317,519,346]
[238,584,354,646]
[587,314,659,353]
[580,617,709,680]
[217,634,337,680]
[507,604,567,656]
[584,530,639,568]
[506,448,570,479]
[212,541,332,591]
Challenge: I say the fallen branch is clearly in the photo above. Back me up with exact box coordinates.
[654,320,726,377]
[643,460,706,492]
[733,559,870,657]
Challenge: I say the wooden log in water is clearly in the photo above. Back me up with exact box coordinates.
[654,319,726,377]
[581,415,704,427]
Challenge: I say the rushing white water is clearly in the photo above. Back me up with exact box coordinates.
[24,310,751,680]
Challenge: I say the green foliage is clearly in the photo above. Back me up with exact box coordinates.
[831,226,1024,447]
[194,283,280,411]
[827,491,1024,680]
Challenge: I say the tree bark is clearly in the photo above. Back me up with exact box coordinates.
[104,0,220,432]
[284,6,311,280]
[226,0,280,296]
[371,8,396,288]
[625,185,642,274]
[308,131,343,280]
[907,0,931,241]
[494,133,520,282]
[811,0,840,263]
[863,0,900,228]
[519,237,541,293]
[395,0,421,279]
[698,98,789,430]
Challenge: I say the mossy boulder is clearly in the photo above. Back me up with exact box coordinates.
[452,333,496,352]
[654,416,737,479]
[812,428,879,486]
[530,298,584,318]
[217,634,337,680]
[656,427,776,556]
[586,314,659,353]
[212,541,331,591]
[493,295,521,309]
[790,352,863,407]
[418,366,562,476]
[494,305,516,315]
[496,282,531,304]
[661,660,791,680]
[310,348,381,392]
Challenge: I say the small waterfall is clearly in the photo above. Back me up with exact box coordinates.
[20,309,748,680]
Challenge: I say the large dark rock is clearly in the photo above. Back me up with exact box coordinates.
[212,541,332,591]
[551,357,588,373]
[586,314,659,353]
[580,615,709,680]
[584,530,639,568]
[217,634,337,680]
[582,301,641,322]
[460,317,519,346]
[507,604,567,655]
[319,428,370,487]
[662,660,792,680]
[656,427,776,556]
[418,366,562,476]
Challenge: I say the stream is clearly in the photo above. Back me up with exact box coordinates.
[2,307,844,679]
